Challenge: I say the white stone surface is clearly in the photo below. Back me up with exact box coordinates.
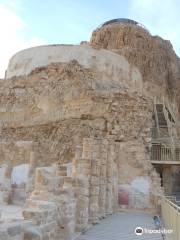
[131,177,150,194]
[0,167,3,184]
[0,204,23,220]
[6,45,143,92]
[11,164,29,186]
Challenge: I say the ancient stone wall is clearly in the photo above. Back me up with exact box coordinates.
[0,135,162,239]
[0,58,153,167]
[0,57,162,212]
[15,137,119,239]
[117,140,162,210]
[0,22,177,239]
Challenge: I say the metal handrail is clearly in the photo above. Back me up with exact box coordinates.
[162,196,180,211]
[151,144,180,161]
[152,98,180,163]
[97,18,149,33]
[161,196,180,240]
[154,98,160,136]
[163,104,177,160]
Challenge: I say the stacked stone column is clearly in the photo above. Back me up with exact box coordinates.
[75,138,92,232]
[26,150,36,196]
[98,139,108,219]
[58,172,76,240]
[0,163,12,204]
[89,139,101,224]
[112,163,119,210]
[106,142,114,215]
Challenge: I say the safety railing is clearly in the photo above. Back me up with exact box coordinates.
[151,145,172,161]
[166,196,180,206]
[151,145,180,162]
[161,196,180,240]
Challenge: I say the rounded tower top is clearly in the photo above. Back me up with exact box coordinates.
[98,18,149,32]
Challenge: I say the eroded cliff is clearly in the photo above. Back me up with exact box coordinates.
[90,23,180,109]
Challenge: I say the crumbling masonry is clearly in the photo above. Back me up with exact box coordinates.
[0,19,180,239]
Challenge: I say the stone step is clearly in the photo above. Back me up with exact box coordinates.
[23,207,57,226]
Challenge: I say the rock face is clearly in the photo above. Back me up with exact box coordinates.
[90,23,180,108]
[0,21,179,239]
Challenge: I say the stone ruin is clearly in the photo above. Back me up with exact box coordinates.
[0,19,179,239]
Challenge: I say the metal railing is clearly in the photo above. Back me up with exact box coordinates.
[151,145,180,162]
[151,145,172,161]
[99,18,149,31]
[161,196,180,240]
[166,196,180,206]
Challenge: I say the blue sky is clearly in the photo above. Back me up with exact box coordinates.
[0,0,179,77]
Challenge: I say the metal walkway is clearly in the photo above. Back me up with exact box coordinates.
[77,212,164,240]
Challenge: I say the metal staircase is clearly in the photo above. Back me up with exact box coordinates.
[156,104,167,126]
[151,98,180,162]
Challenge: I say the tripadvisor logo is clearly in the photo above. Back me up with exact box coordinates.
[135,227,143,236]
[135,226,173,236]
